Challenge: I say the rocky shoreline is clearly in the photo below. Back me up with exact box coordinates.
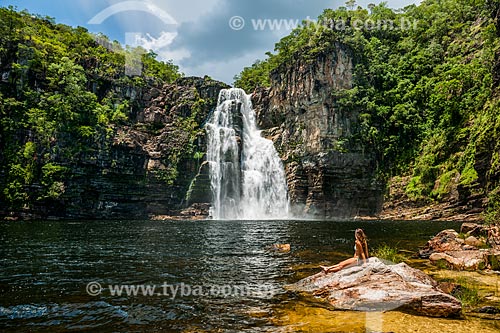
[369,175,486,222]
[2,203,487,222]
[418,223,500,271]
[148,204,486,222]
[358,202,484,222]
[286,221,500,320]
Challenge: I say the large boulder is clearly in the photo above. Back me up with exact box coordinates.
[460,223,488,237]
[286,258,462,318]
[419,229,475,258]
[429,250,488,270]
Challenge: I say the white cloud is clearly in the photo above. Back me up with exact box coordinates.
[180,49,267,85]
[159,0,221,23]
[157,47,191,63]
[84,0,423,83]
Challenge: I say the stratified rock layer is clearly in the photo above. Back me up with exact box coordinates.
[252,43,384,218]
[1,77,228,220]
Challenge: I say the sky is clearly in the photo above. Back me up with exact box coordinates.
[2,0,421,84]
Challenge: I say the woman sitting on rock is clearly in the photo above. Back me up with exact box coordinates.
[321,228,369,273]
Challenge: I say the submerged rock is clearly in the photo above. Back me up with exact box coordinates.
[470,306,500,321]
[269,244,291,252]
[286,257,462,318]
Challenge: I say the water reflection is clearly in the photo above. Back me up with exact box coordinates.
[2,219,496,332]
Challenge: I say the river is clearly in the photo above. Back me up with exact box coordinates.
[1,219,499,332]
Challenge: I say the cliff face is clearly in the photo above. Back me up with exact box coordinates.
[252,43,384,218]
[70,77,227,219]
[1,77,228,220]
[0,8,236,220]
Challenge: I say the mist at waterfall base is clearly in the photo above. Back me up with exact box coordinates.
[206,88,290,220]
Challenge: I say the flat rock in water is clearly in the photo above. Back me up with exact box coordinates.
[429,250,488,270]
[286,257,462,318]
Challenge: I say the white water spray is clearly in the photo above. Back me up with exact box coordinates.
[206,88,290,220]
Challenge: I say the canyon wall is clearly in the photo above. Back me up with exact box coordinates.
[252,43,384,218]
[1,77,228,219]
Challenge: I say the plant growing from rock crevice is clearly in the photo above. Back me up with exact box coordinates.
[372,244,407,263]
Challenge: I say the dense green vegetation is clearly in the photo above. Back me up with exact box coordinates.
[235,0,500,219]
[0,6,182,211]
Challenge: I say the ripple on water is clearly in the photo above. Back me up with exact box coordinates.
[1,219,498,332]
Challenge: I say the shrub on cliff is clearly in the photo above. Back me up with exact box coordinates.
[234,0,500,216]
[0,6,183,211]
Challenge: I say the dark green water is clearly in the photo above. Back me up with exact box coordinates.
[0,219,463,332]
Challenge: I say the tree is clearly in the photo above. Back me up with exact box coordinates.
[345,0,357,10]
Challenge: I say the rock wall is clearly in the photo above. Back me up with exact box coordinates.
[1,42,384,220]
[252,42,384,218]
[2,77,228,220]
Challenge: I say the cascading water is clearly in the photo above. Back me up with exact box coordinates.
[206,88,290,220]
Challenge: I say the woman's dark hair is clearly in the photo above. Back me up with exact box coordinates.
[355,228,369,258]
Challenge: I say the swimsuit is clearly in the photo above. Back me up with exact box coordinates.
[355,245,361,265]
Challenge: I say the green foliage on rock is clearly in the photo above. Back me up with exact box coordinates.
[452,277,483,307]
[372,244,407,263]
[234,0,500,216]
[0,6,183,211]
[234,58,273,93]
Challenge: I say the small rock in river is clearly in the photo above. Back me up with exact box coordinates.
[269,244,291,252]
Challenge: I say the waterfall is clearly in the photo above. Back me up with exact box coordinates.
[206,88,290,220]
